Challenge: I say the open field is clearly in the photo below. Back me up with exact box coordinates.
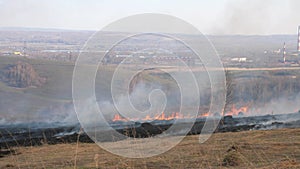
[0,16,300,169]
[1,55,300,123]
[0,128,299,169]
[0,31,300,169]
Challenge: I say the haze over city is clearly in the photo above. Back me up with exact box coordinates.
[0,1,300,168]
[0,0,300,35]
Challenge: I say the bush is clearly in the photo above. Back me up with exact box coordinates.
[222,152,241,166]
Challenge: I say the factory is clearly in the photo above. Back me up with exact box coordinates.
[279,26,300,65]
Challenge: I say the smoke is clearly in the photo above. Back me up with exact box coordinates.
[0,0,299,34]
[213,0,300,35]
[96,83,168,121]
[0,101,78,126]
[249,93,300,116]
[1,80,299,126]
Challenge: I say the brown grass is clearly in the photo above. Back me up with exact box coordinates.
[0,128,299,169]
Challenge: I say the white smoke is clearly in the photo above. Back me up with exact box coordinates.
[214,0,300,35]
[249,93,300,116]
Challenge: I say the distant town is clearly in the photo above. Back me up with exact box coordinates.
[1,27,300,68]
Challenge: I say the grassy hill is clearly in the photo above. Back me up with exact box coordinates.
[0,128,299,168]
[1,55,300,122]
[0,57,79,122]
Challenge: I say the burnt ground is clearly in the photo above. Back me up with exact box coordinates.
[0,112,300,149]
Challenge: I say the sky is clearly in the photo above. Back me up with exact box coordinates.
[0,0,299,35]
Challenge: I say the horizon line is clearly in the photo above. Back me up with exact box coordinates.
[0,26,298,36]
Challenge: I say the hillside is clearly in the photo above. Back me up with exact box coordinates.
[2,61,46,88]
[0,56,300,123]
[0,128,299,168]
[0,57,76,123]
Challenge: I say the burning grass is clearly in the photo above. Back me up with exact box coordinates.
[111,104,250,122]
[0,128,299,168]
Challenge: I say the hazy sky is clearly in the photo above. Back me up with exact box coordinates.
[0,0,299,35]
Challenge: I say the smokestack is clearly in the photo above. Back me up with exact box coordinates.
[283,42,286,64]
[298,26,300,53]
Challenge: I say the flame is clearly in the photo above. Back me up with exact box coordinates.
[225,104,249,116]
[112,114,128,122]
[199,112,210,117]
[112,111,210,122]
[111,104,250,122]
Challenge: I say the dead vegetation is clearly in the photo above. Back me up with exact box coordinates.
[3,61,46,88]
[0,128,299,168]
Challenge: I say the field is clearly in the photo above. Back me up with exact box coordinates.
[1,55,300,123]
[0,128,299,169]
[0,31,300,169]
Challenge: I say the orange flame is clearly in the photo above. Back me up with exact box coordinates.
[112,111,211,122]
[199,112,210,117]
[225,104,249,116]
[112,114,128,122]
[111,105,250,122]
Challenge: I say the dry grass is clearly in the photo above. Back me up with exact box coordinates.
[0,128,299,169]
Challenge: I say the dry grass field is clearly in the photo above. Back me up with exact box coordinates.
[0,128,299,169]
